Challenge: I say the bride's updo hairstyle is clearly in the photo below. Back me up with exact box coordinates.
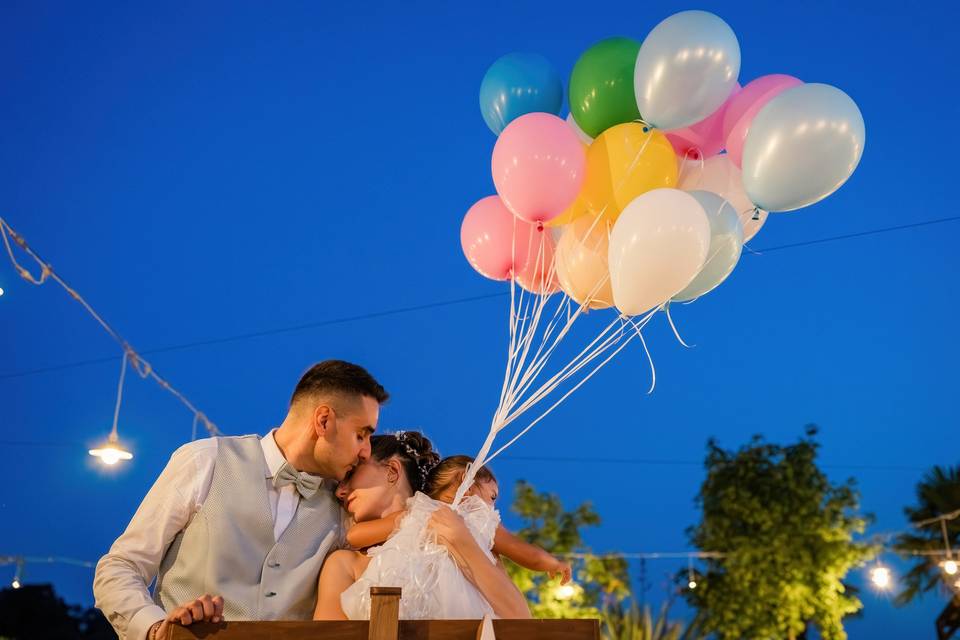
[423,455,496,500]
[369,431,441,494]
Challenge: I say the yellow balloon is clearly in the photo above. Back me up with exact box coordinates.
[547,195,592,227]
[582,123,678,222]
[555,217,614,310]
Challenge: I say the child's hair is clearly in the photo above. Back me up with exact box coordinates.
[423,455,497,499]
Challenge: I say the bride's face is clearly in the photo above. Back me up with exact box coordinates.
[336,457,401,522]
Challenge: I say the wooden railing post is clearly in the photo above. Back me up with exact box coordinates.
[368,586,401,640]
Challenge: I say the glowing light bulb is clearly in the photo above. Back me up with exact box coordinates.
[89,439,133,466]
[870,566,892,590]
[11,579,21,589]
[555,584,578,600]
[943,560,958,576]
[0,287,5,296]
[688,580,697,590]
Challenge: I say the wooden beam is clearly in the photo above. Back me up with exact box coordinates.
[168,618,599,640]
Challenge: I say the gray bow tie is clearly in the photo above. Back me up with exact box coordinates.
[273,462,322,499]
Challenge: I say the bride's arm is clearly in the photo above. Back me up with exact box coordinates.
[313,550,359,620]
[428,506,532,619]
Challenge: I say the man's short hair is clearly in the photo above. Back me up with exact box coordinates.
[290,360,389,407]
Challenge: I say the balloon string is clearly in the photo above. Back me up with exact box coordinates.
[624,314,658,394]
[662,302,694,349]
[485,307,659,466]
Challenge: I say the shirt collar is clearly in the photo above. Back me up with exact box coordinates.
[261,429,288,479]
[260,429,334,490]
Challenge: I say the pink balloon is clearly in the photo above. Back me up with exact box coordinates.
[666,83,741,160]
[492,112,586,224]
[515,230,560,294]
[722,74,803,168]
[460,196,536,281]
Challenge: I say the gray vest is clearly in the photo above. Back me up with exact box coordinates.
[154,435,342,620]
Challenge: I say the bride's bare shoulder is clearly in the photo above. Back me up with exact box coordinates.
[324,549,370,580]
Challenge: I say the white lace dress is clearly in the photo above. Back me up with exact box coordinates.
[340,492,501,620]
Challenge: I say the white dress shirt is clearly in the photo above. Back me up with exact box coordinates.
[93,431,319,640]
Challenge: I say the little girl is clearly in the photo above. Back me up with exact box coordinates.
[345,455,572,584]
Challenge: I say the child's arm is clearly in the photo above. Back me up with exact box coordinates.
[345,511,404,549]
[492,524,572,584]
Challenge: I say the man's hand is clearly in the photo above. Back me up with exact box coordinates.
[150,594,224,639]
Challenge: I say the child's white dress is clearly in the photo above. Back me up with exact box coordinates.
[340,492,501,620]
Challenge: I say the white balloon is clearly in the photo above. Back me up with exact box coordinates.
[608,189,711,316]
[678,154,767,242]
[634,10,741,130]
[672,191,743,302]
[566,113,594,146]
[742,83,865,212]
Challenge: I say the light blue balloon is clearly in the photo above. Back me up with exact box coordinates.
[479,53,563,135]
[673,191,743,302]
[634,10,740,130]
[742,83,865,212]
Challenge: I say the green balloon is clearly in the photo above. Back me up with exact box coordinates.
[569,37,642,138]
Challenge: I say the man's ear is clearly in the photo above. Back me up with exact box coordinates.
[386,458,402,485]
[315,405,336,437]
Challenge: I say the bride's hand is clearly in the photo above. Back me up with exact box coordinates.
[428,505,472,551]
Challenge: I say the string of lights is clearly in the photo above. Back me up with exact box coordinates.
[5,542,957,594]
[0,216,222,466]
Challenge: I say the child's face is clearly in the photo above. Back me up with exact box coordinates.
[468,479,499,507]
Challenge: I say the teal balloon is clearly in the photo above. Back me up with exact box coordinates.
[742,83,865,212]
[480,53,563,135]
[673,191,743,302]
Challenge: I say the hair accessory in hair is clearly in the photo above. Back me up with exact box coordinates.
[418,456,440,478]
[393,430,421,463]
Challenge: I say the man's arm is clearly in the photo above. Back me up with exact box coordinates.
[93,440,216,640]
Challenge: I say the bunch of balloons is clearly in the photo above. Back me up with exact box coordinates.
[462,10,865,316]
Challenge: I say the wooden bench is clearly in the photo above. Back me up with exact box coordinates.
[168,587,599,640]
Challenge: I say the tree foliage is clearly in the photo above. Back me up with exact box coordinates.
[0,584,116,640]
[684,427,876,640]
[504,480,630,619]
[893,464,960,605]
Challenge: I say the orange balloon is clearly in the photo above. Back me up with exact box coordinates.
[555,217,614,310]
[516,230,560,295]
[581,123,678,222]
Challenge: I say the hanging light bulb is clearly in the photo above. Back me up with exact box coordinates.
[11,558,23,589]
[89,352,134,466]
[89,433,133,465]
[870,565,892,590]
[687,557,697,589]
[943,559,958,576]
[0,286,5,297]
[688,579,697,589]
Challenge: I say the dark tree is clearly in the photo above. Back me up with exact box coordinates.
[0,584,116,640]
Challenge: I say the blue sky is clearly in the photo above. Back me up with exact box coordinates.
[0,1,956,637]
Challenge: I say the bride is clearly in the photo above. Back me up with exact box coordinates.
[313,431,530,620]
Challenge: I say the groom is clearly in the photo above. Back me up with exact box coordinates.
[94,360,388,640]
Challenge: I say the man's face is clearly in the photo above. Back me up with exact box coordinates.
[316,395,379,480]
